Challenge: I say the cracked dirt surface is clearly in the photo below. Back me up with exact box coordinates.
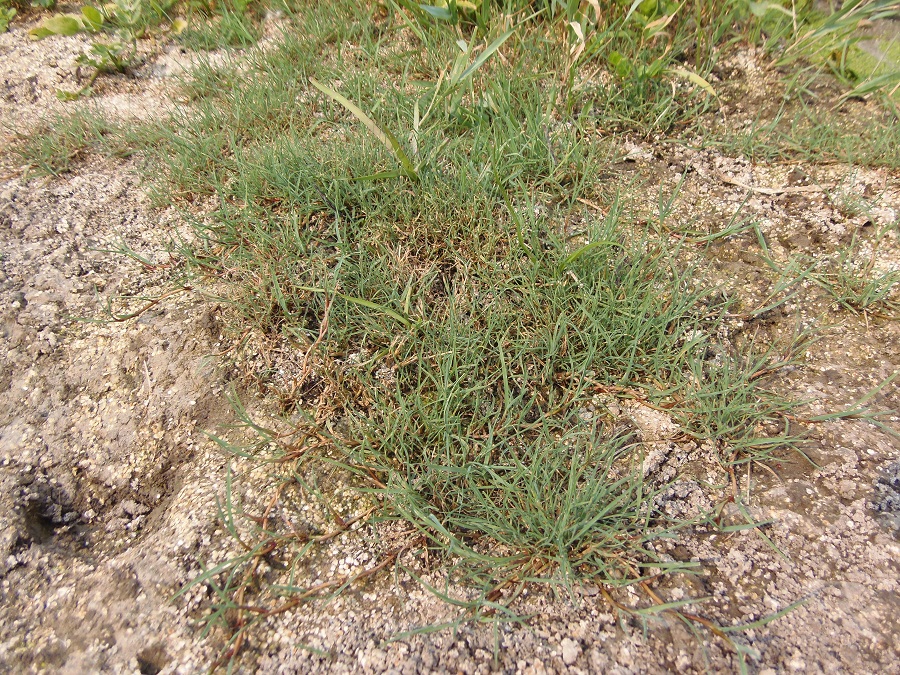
[1,11,899,675]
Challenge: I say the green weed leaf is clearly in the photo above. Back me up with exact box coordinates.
[43,15,82,36]
[608,50,632,78]
[623,0,646,23]
[28,26,55,39]
[419,4,452,20]
[0,7,16,34]
[81,6,103,30]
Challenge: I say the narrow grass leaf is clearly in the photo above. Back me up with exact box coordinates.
[720,597,811,632]
[352,169,405,181]
[558,240,623,272]
[634,596,713,615]
[295,285,412,328]
[839,71,900,102]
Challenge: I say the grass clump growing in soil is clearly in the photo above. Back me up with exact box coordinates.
[128,0,900,667]
[712,100,900,168]
[176,0,261,51]
[773,227,900,316]
[17,107,132,175]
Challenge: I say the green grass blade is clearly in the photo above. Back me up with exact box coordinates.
[720,597,811,633]
[351,169,405,181]
[457,27,516,84]
[557,240,623,272]
[839,71,900,102]
[309,77,419,181]
[634,596,713,615]
[295,285,412,328]
[338,294,413,328]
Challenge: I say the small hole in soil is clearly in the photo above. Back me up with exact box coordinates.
[137,645,169,675]
[23,506,58,545]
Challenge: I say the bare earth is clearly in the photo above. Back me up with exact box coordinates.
[1,15,898,675]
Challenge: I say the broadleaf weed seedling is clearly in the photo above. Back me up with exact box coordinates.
[30,1,142,100]
[27,0,192,99]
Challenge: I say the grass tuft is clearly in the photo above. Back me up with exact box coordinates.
[16,107,131,175]
[139,3,827,659]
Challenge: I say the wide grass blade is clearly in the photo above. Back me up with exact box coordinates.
[309,77,419,181]
[456,27,517,84]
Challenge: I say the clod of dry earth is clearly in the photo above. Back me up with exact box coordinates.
[1,13,899,675]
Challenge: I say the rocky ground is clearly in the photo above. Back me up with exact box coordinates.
[1,11,899,675]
